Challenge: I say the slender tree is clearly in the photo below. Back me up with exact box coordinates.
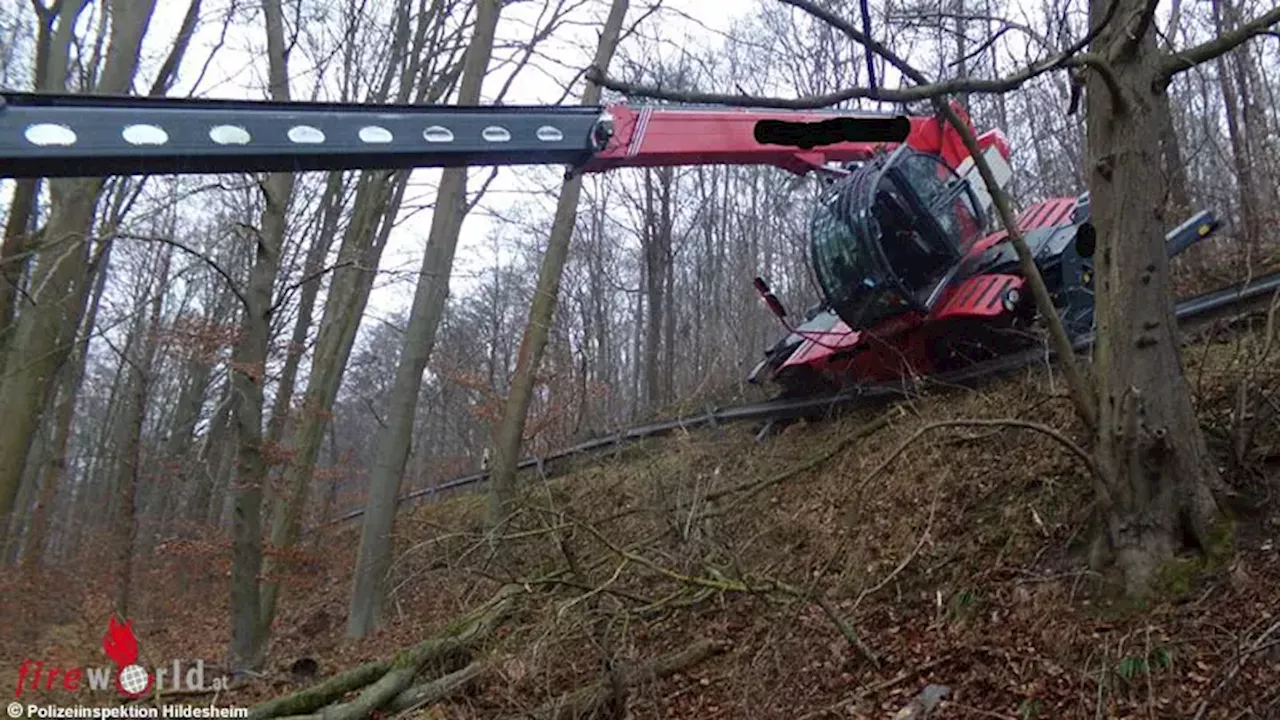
[1083,0,1279,592]
[0,0,161,539]
[485,0,631,529]
[347,0,503,639]
[228,0,296,671]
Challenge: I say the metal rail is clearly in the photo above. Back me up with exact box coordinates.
[311,269,1280,532]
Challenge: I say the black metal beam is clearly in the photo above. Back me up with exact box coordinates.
[0,91,609,177]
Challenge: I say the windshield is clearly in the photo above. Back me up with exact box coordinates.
[810,186,911,330]
[895,152,984,251]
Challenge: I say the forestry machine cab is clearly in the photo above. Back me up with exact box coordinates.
[0,91,1219,396]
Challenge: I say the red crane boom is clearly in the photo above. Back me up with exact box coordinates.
[0,91,1007,179]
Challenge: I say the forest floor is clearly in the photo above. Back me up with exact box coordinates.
[3,317,1280,719]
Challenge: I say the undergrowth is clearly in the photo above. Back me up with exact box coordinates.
[2,324,1278,718]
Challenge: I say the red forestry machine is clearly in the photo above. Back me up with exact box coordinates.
[0,91,1257,400]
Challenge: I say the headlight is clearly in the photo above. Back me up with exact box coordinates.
[1002,287,1021,312]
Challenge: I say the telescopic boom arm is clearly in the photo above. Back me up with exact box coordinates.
[0,92,1005,179]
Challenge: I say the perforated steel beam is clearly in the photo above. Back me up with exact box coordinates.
[0,92,611,177]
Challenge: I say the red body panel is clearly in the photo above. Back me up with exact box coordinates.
[774,196,1079,387]
[934,274,1025,320]
[582,102,987,175]
[967,196,1079,255]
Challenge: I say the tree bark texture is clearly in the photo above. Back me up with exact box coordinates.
[1086,0,1225,595]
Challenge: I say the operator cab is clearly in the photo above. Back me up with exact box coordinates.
[810,146,985,331]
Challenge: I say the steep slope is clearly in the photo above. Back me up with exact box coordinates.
[3,325,1277,718]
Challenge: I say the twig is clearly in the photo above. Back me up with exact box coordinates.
[1192,615,1280,719]
[856,418,1102,503]
[499,639,729,720]
[793,656,951,720]
[574,518,751,593]
[813,594,880,667]
[852,484,939,613]
[704,415,891,510]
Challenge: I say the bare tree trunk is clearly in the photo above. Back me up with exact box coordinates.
[0,0,159,544]
[265,173,345,449]
[1223,1,1278,245]
[1153,91,1201,274]
[229,0,295,671]
[0,0,89,357]
[641,170,671,409]
[258,0,466,633]
[629,279,643,419]
[346,0,503,639]
[177,377,229,521]
[1086,0,1226,595]
[140,351,214,550]
[20,241,111,573]
[208,410,239,527]
[484,0,629,529]
[1211,0,1260,259]
[112,244,170,619]
[259,170,404,627]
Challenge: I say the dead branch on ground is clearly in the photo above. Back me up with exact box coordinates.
[498,638,729,720]
[250,585,522,720]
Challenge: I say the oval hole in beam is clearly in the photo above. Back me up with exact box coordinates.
[25,124,77,146]
[536,126,564,142]
[210,125,251,145]
[423,126,454,142]
[288,125,326,144]
[359,126,393,143]
[123,124,169,146]
[482,126,511,142]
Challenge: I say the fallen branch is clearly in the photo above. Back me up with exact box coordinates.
[247,662,392,720]
[502,638,729,720]
[853,484,940,613]
[385,661,483,715]
[855,418,1106,507]
[1191,614,1280,720]
[250,585,522,720]
[813,594,880,668]
[705,414,892,511]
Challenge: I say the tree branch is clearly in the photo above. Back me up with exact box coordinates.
[116,232,249,310]
[588,0,1123,109]
[1159,4,1280,80]
[857,418,1109,508]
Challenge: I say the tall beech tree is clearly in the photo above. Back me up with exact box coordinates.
[1082,0,1280,591]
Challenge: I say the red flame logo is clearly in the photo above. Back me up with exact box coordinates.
[102,617,139,666]
[103,617,152,697]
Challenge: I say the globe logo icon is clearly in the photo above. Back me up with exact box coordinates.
[118,664,150,696]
